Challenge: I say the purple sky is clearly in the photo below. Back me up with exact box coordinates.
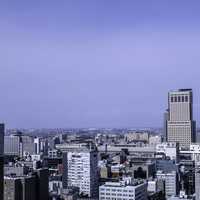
[1,1,200,128]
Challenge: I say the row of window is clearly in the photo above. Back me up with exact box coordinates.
[100,197,135,200]
[170,96,189,102]
[100,193,134,197]
[100,188,134,193]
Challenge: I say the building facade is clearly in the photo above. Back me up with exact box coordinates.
[156,171,178,198]
[4,175,36,200]
[156,142,179,161]
[4,135,22,156]
[99,181,148,200]
[167,89,196,148]
[59,143,98,198]
[195,168,200,200]
[0,123,4,200]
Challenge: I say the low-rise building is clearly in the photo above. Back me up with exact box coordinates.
[99,180,148,200]
[156,142,179,161]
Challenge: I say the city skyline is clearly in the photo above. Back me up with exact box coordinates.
[1,1,200,128]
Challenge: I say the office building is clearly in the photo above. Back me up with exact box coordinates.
[156,160,177,173]
[58,143,98,198]
[179,160,195,196]
[21,135,35,156]
[4,135,21,156]
[20,176,36,200]
[4,175,36,200]
[163,109,169,142]
[4,177,21,200]
[99,181,148,200]
[156,171,178,198]
[34,137,42,154]
[34,168,49,200]
[156,142,179,161]
[4,168,49,200]
[0,123,4,200]
[195,168,200,200]
[167,89,196,148]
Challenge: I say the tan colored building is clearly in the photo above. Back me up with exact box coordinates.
[167,89,196,148]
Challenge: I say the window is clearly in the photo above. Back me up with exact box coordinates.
[171,97,173,102]
[182,96,184,102]
[174,96,177,102]
[185,96,188,102]
[178,96,181,102]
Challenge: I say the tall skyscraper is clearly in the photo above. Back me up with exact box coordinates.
[0,123,5,200]
[163,109,169,142]
[58,143,98,198]
[167,89,196,148]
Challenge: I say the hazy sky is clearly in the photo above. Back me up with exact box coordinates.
[1,1,200,128]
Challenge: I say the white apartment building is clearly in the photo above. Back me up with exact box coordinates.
[99,181,147,200]
[58,143,98,198]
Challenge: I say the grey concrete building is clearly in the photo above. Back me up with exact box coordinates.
[4,175,36,200]
[4,177,21,200]
[4,168,49,200]
[21,135,35,156]
[195,168,200,200]
[156,171,179,198]
[4,135,21,156]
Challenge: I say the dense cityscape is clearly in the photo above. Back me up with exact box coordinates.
[1,89,200,200]
[2,1,200,199]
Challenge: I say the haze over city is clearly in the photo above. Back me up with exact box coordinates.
[1,1,200,128]
[3,2,200,200]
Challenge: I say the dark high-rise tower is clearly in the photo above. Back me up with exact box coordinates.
[163,109,169,142]
[0,123,5,200]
